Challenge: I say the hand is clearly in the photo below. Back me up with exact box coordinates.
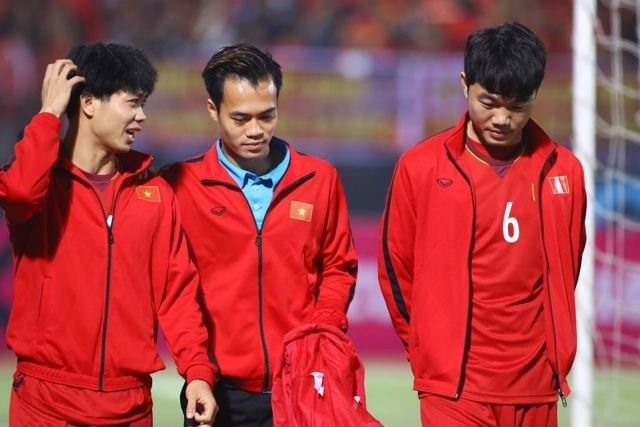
[185,379,217,426]
[39,59,85,118]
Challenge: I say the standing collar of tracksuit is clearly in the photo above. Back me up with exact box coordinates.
[55,147,154,183]
[196,136,317,191]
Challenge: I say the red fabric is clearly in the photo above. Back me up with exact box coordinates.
[2,113,215,398]
[9,371,153,426]
[419,394,557,427]
[271,324,382,427]
[460,148,556,403]
[162,138,358,393]
[378,112,586,399]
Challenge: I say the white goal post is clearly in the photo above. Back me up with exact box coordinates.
[572,1,596,427]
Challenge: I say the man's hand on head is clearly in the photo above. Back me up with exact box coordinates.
[39,59,85,118]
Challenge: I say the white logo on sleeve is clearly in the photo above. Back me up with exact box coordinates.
[549,175,570,194]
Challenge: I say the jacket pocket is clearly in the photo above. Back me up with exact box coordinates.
[36,276,51,343]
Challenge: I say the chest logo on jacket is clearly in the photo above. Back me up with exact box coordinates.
[211,206,227,216]
[436,178,453,188]
[548,175,570,195]
[135,186,161,202]
[290,201,313,222]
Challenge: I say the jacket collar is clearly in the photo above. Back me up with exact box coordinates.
[444,111,557,167]
[199,136,316,189]
[56,148,154,181]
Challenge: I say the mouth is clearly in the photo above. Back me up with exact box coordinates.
[244,140,267,150]
[488,129,511,140]
[125,127,141,143]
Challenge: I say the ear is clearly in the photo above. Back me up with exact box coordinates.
[206,99,219,122]
[80,93,95,118]
[460,72,469,99]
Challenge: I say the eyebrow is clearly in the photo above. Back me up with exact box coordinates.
[126,92,147,100]
[477,92,499,101]
[477,91,531,105]
[230,107,277,117]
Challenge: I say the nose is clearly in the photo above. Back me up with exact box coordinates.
[492,108,510,128]
[135,107,147,122]
[246,119,264,139]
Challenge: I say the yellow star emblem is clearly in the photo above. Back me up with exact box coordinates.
[136,185,161,202]
[290,200,313,222]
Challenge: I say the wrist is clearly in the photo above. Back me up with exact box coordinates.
[39,107,63,118]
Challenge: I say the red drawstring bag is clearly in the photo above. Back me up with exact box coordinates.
[272,323,383,427]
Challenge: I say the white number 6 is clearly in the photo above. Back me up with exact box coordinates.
[502,201,520,243]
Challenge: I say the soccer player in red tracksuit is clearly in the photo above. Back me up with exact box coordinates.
[2,43,217,426]
[161,44,358,426]
[378,23,587,427]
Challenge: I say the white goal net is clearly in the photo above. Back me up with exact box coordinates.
[573,0,640,426]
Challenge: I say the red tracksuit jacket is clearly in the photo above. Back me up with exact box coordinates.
[378,113,586,400]
[2,113,215,392]
[162,138,358,392]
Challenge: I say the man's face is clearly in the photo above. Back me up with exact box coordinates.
[208,76,278,170]
[86,90,148,153]
[462,76,536,147]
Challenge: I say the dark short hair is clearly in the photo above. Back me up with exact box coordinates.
[66,42,157,117]
[202,43,283,111]
[463,22,546,101]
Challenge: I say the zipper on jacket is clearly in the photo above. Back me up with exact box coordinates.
[536,149,567,405]
[106,214,115,243]
[96,185,124,391]
[203,172,314,393]
[444,147,476,399]
[79,174,123,392]
[559,389,567,407]
[254,232,271,392]
[99,212,115,391]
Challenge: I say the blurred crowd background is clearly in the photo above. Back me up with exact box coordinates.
[0,0,572,155]
[0,0,572,58]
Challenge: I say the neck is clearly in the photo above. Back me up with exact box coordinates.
[63,126,118,174]
[237,158,271,176]
[468,135,525,161]
[223,143,283,176]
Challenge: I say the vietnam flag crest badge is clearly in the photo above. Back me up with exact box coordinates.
[548,176,570,195]
[290,200,313,222]
[136,185,161,202]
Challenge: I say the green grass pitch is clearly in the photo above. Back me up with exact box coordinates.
[0,358,638,426]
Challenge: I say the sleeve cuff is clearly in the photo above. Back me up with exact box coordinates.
[185,364,217,388]
[311,309,348,331]
[34,112,62,127]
